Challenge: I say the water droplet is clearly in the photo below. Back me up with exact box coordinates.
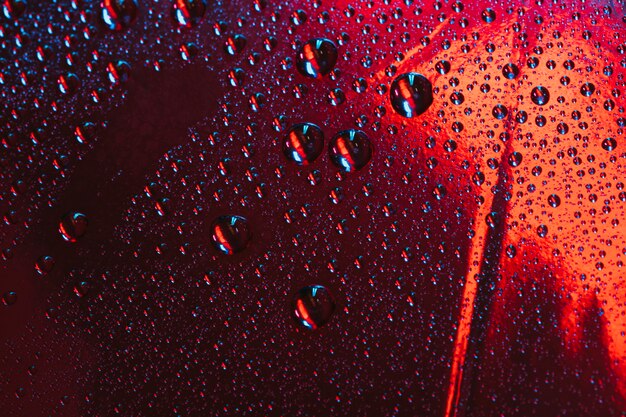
[389,72,433,118]
[290,9,307,25]
[531,86,550,106]
[74,122,97,144]
[59,212,88,242]
[295,38,338,79]
[505,245,517,258]
[35,255,55,276]
[547,194,561,208]
[73,282,90,298]
[328,88,345,106]
[211,215,251,255]
[481,8,496,23]
[535,114,546,127]
[329,130,372,172]
[580,82,595,97]
[58,73,80,95]
[2,0,26,19]
[292,285,335,330]
[485,212,498,228]
[602,137,617,151]
[101,0,138,31]
[502,63,519,79]
[508,152,522,167]
[224,34,247,55]
[107,60,131,85]
[492,104,508,120]
[435,60,451,75]
[2,291,17,306]
[172,0,206,28]
[537,224,548,238]
[283,123,324,166]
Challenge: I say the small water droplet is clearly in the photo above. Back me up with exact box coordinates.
[172,0,206,28]
[106,60,131,85]
[537,224,548,238]
[508,152,522,167]
[73,281,90,298]
[435,60,451,74]
[224,34,247,55]
[101,0,138,31]
[58,73,80,95]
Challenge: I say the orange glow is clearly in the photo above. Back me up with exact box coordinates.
[362,7,626,415]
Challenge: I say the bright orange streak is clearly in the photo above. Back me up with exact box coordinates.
[445,206,492,417]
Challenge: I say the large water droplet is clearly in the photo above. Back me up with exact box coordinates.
[292,285,335,330]
[389,73,433,118]
[101,0,138,31]
[211,215,251,255]
[329,130,372,172]
[502,63,519,79]
[59,212,88,243]
[602,137,617,151]
[580,82,595,97]
[295,38,338,79]
[531,86,550,105]
[492,104,508,120]
[283,123,324,165]
[481,8,496,23]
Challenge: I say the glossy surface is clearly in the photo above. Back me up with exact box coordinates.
[1,1,625,416]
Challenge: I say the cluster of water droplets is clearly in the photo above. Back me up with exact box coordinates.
[1,0,626,414]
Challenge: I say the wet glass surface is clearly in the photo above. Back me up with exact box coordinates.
[1,1,625,416]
